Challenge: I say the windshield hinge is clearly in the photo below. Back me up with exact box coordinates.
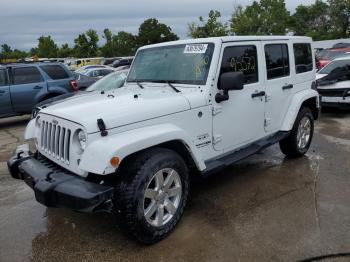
[212,106,222,116]
[213,134,222,145]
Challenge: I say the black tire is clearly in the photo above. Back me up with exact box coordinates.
[279,107,314,158]
[114,148,189,244]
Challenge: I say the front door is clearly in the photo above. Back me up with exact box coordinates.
[213,42,266,152]
[10,66,46,113]
[0,68,12,117]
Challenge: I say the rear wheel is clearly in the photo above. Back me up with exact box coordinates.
[114,148,189,244]
[279,107,314,158]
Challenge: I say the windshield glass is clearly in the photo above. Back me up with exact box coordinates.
[86,71,127,92]
[127,43,215,85]
[319,59,350,74]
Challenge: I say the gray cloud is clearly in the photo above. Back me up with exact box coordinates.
[1,0,316,50]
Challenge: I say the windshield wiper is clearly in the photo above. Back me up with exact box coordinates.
[136,81,144,89]
[166,82,181,93]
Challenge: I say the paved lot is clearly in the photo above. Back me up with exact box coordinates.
[0,111,350,262]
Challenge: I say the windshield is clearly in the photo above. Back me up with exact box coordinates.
[86,71,127,92]
[319,59,350,74]
[127,43,215,85]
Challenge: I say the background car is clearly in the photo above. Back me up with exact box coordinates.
[317,62,350,109]
[316,48,350,70]
[73,72,97,90]
[0,63,76,118]
[75,65,110,73]
[31,69,129,118]
[112,57,133,69]
[79,67,115,79]
[101,57,121,65]
[316,57,350,80]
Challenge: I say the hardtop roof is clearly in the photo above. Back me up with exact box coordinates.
[139,35,312,50]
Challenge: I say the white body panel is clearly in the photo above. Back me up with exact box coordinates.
[212,41,266,152]
[26,36,318,177]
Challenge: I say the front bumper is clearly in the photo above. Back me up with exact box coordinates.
[321,96,350,109]
[7,145,114,212]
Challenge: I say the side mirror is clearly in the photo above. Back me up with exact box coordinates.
[219,71,244,91]
[216,72,244,103]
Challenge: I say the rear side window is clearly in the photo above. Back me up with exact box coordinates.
[265,44,290,80]
[12,67,43,85]
[220,45,258,84]
[293,43,313,74]
[0,69,8,86]
[40,65,69,80]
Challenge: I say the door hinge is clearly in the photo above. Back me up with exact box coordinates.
[264,118,272,127]
[213,134,222,145]
[212,105,222,116]
[265,94,271,102]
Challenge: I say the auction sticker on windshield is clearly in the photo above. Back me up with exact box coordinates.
[184,44,208,54]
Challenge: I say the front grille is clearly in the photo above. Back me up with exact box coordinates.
[318,88,350,97]
[40,120,71,164]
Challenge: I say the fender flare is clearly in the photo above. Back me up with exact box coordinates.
[280,89,319,131]
[79,123,206,175]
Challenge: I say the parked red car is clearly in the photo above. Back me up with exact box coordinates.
[316,48,350,70]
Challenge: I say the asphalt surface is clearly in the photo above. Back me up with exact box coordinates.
[0,111,350,262]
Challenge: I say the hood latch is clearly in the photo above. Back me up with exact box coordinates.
[97,118,108,137]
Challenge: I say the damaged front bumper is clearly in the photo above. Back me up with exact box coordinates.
[7,145,114,212]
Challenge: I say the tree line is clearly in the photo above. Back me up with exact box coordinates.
[189,0,350,40]
[0,18,178,60]
[1,0,349,60]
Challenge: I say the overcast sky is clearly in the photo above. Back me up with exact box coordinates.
[1,0,316,50]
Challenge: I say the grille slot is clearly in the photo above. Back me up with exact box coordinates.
[40,120,71,164]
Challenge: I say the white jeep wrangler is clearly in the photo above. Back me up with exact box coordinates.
[8,36,319,244]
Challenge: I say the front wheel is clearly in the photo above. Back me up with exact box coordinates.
[279,107,314,158]
[114,148,189,244]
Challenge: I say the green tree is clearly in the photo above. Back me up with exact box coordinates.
[113,31,137,56]
[328,0,350,38]
[0,44,12,59]
[137,18,179,46]
[101,28,116,57]
[188,10,229,38]
[290,0,332,40]
[37,35,58,58]
[231,0,290,35]
[57,43,73,57]
[74,29,99,57]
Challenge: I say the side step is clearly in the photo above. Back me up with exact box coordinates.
[202,131,289,176]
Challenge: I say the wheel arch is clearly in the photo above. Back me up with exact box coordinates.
[118,140,199,175]
[280,89,320,131]
[79,124,206,175]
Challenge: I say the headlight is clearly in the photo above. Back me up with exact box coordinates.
[31,107,40,119]
[77,130,87,150]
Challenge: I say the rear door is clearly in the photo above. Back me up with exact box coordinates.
[263,42,293,133]
[0,68,12,117]
[10,66,46,113]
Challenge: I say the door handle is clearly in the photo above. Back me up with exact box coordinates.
[0,90,5,93]
[251,91,266,98]
[282,84,293,90]
[33,86,43,90]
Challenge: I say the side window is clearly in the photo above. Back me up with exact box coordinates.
[265,44,290,80]
[220,45,258,84]
[0,69,8,86]
[12,67,43,85]
[293,43,313,74]
[40,65,69,80]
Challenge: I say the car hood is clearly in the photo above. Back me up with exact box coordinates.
[316,73,327,80]
[40,85,193,133]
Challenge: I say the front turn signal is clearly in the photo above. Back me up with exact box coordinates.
[110,156,120,167]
